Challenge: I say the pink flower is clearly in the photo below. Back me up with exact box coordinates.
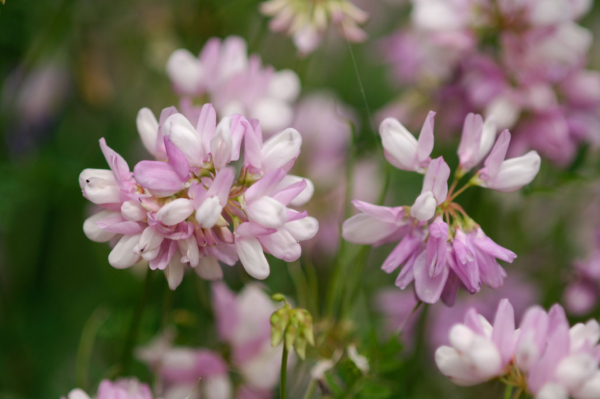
[212,282,292,393]
[435,299,516,386]
[477,130,541,192]
[564,230,600,316]
[379,111,435,173]
[410,157,450,221]
[259,0,368,55]
[63,379,154,399]
[343,112,522,305]
[436,299,600,399]
[80,104,317,288]
[166,36,300,134]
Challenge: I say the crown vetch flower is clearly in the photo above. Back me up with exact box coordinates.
[379,0,598,167]
[435,299,600,399]
[80,103,318,289]
[259,0,368,55]
[343,112,534,305]
[63,378,153,399]
[165,36,300,134]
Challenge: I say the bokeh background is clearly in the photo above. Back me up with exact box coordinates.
[2,0,600,398]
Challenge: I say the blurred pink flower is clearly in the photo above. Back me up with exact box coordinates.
[166,36,300,134]
[63,379,153,399]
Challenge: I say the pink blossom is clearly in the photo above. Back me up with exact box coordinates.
[436,299,600,398]
[343,112,524,305]
[63,379,154,399]
[80,105,317,288]
[212,282,293,393]
[259,0,368,55]
[478,130,541,192]
[166,36,300,134]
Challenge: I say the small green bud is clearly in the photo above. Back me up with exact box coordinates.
[271,327,284,347]
[271,293,287,303]
[295,336,307,360]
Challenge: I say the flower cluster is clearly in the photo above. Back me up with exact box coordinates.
[379,0,599,166]
[260,0,368,55]
[136,282,289,399]
[80,103,318,289]
[63,379,153,399]
[166,36,301,134]
[436,298,600,399]
[342,112,541,304]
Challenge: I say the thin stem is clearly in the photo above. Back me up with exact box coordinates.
[76,307,109,390]
[447,178,459,199]
[394,301,423,336]
[504,384,513,399]
[120,268,154,375]
[512,388,523,399]
[280,340,288,399]
[448,182,473,202]
[377,161,392,206]
[302,380,317,399]
[325,127,357,319]
[288,261,309,309]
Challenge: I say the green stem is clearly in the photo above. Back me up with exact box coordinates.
[120,268,154,375]
[287,261,309,310]
[504,384,513,399]
[325,126,358,320]
[302,380,317,399]
[447,181,473,202]
[280,340,288,399]
[76,307,109,390]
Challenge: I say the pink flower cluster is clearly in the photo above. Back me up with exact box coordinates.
[436,298,600,399]
[63,379,153,399]
[259,0,369,55]
[80,103,318,289]
[136,282,288,399]
[380,0,599,166]
[342,112,541,304]
[166,36,300,134]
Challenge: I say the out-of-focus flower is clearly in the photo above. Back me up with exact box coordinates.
[376,273,539,353]
[564,230,600,316]
[436,299,600,399]
[377,0,598,166]
[212,282,295,393]
[166,36,300,134]
[1,61,70,155]
[260,0,368,55]
[136,333,232,399]
[80,104,318,288]
[62,379,153,399]
[343,112,537,305]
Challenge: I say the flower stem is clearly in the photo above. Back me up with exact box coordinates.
[280,339,288,399]
[394,300,423,336]
[75,307,109,390]
[119,267,153,375]
[504,384,513,399]
[448,181,473,202]
[302,380,317,399]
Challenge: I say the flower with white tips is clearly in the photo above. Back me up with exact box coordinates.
[380,111,435,173]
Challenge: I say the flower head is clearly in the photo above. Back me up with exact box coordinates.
[343,112,535,305]
[260,0,368,55]
[436,299,600,399]
[166,36,300,134]
[80,104,318,289]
